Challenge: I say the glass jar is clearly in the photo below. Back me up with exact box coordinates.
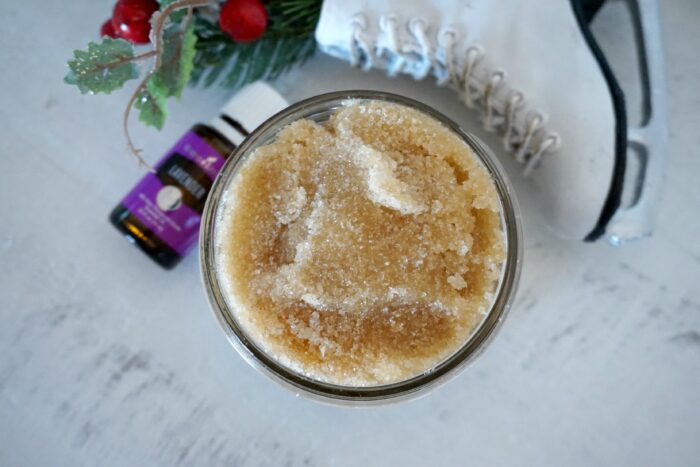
[200,91,522,405]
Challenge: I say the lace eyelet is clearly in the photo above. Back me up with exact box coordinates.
[379,14,399,30]
[503,91,525,151]
[466,44,484,59]
[377,13,405,76]
[483,71,505,131]
[408,17,428,34]
[350,13,368,30]
[523,133,561,176]
[514,112,544,164]
[508,91,524,107]
[438,27,458,44]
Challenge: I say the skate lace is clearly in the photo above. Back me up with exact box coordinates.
[349,14,561,176]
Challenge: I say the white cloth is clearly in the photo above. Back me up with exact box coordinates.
[316,0,618,240]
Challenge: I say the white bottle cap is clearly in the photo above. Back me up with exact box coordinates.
[210,82,289,146]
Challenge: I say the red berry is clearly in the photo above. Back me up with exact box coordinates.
[112,0,159,45]
[100,19,118,38]
[219,0,268,43]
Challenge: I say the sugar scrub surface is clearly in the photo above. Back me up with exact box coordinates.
[215,100,506,386]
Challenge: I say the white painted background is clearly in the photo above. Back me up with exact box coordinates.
[1,1,698,466]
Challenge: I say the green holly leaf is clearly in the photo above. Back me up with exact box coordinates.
[151,22,197,99]
[135,80,168,130]
[64,38,139,94]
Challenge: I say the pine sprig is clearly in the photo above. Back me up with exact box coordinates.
[190,13,317,90]
[264,0,322,37]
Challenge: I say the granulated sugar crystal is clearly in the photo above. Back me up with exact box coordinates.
[215,100,506,386]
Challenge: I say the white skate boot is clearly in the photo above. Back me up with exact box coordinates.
[315,0,667,243]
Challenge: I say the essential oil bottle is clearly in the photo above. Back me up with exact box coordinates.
[110,82,287,269]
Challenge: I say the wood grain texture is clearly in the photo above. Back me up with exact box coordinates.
[0,1,698,466]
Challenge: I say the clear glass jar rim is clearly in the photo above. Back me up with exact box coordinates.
[200,90,523,405]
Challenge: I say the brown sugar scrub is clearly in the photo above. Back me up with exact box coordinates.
[214,100,506,386]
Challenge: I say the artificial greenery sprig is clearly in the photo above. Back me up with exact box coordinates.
[65,0,322,167]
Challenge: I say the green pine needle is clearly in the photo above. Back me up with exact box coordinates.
[190,1,321,90]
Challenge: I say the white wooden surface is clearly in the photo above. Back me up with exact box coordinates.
[1,1,698,466]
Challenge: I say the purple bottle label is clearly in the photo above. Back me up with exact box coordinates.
[121,130,228,256]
